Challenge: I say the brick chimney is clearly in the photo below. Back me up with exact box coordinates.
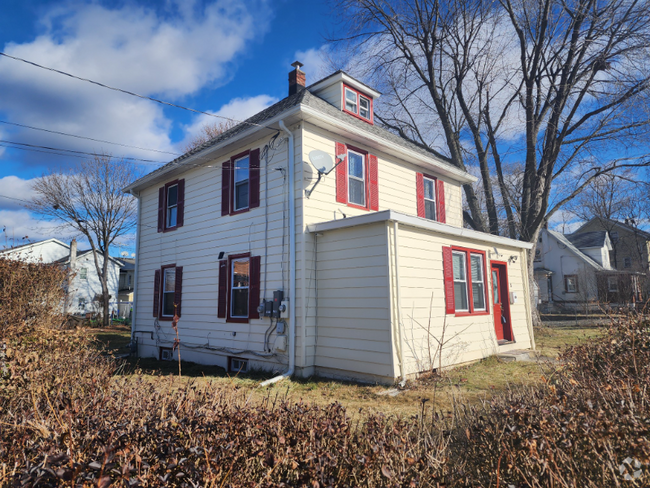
[288,61,305,96]
[69,238,77,268]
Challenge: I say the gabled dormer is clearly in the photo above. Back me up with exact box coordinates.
[307,70,381,125]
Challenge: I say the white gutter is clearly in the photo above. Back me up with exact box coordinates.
[260,119,296,386]
[393,221,407,386]
[129,190,142,348]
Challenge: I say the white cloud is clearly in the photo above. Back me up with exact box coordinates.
[0,209,77,246]
[0,0,270,166]
[294,45,333,84]
[181,94,278,147]
[0,176,36,211]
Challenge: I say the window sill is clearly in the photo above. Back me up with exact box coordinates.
[163,226,179,233]
[454,311,490,317]
[226,317,249,324]
[342,108,373,124]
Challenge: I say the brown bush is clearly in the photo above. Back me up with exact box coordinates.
[1,257,649,487]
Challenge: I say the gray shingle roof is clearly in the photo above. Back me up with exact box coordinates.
[126,83,461,191]
[567,231,608,249]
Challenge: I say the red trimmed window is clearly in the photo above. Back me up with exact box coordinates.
[157,179,185,232]
[217,253,261,323]
[335,142,379,211]
[442,247,488,315]
[342,84,373,124]
[153,264,183,321]
[221,148,260,216]
[416,173,445,223]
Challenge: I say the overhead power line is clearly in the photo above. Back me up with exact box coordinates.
[0,52,277,131]
[0,120,181,156]
[0,139,165,164]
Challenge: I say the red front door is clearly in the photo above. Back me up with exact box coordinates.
[491,262,512,342]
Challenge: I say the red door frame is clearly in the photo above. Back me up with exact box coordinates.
[491,260,514,342]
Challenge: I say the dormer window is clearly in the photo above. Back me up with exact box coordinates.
[343,84,373,123]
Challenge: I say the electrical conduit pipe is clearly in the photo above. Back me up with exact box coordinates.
[260,119,296,386]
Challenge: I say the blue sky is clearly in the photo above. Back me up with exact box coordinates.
[0,0,336,251]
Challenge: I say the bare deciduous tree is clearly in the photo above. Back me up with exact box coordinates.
[30,155,138,327]
[329,0,650,320]
[184,120,236,153]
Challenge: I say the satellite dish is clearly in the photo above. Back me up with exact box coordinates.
[309,150,335,175]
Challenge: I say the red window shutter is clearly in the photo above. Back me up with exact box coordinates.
[335,142,347,203]
[153,269,161,317]
[221,161,231,216]
[176,179,185,227]
[437,179,446,223]
[174,266,183,318]
[368,154,379,211]
[249,148,260,209]
[416,173,425,218]
[442,247,455,314]
[157,187,165,232]
[217,260,228,318]
[248,255,261,319]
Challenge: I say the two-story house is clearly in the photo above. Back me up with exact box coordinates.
[124,64,535,384]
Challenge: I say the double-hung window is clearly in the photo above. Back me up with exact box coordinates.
[231,257,250,318]
[423,177,436,220]
[157,179,185,232]
[233,155,250,212]
[564,275,578,293]
[166,183,178,228]
[348,150,366,207]
[153,264,183,320]
[607,276,619,292]
[343,85,373,123]
[218,253,261,322]
[444,247,488,315]
[79,267,88,280]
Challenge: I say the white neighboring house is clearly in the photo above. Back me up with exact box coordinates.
[534,229,642,311]
[1,238,122,315]
[124,64,536,384]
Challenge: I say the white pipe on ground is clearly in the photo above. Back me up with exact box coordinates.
[260,119,295,387]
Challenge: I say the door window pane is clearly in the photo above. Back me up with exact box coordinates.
[492,270,499,304]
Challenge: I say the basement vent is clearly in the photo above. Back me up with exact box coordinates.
[160,347,173,361]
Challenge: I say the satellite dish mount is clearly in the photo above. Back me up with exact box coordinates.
[305,150,346,198]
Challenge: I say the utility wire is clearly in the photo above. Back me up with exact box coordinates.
[0,139,165,164]
[0,52,278,131]
[0,120,181,156]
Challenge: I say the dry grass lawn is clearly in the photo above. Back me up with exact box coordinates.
[90,323,604,418]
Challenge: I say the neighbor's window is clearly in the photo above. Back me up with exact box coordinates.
[423,176,436,220]
[564,275,578,293]
[231,257,250,318]
[166,183,178,228]
[607,276,619,292]
[624,257,632,268]
[162,267,176,317]
[233,155,250,212]
[343,84,373,123]
[453,251,469,312]
[470,254,486,311]
[348,149,366,206]
[79,267,88,280]
[78,297,86,309]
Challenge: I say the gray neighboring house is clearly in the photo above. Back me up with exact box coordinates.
[534,229,643,312]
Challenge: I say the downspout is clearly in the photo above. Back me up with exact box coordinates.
[260,119,295,386]
[393,221,407,386]
[129,190,142,350]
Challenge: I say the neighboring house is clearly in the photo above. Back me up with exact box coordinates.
[534,229,643,312]
[573,218,650,290]
[124,64,535,384]
[1,238,122,316]
[116,257,135,302]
